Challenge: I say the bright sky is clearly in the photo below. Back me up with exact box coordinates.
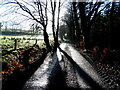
[1,0,119,33]
[0,0,68,33]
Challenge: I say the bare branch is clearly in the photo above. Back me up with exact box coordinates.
[90,2,104,23]
[14,11,33,20]
[20,0,38,13]
[39,1,45,25]
[15,0,43,25]
[0,5,19,17]
[98,2,111,14]
[87,2,99,21]
[0,1,17,6]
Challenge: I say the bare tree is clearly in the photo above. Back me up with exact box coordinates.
[2,0,52,51]
[50,0,56,43]
[78,2,110,49]
[50,0,61,51]
[72,1,81,45]
[2,0,63,51]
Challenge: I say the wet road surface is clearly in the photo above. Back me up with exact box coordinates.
[22,43,108,90]
[58,43,108,89]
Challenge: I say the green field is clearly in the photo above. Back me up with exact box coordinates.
[0,35,45,51]
[1,35,48,80]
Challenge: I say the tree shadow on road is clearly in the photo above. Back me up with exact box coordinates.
[47,52,66,90]
[58,47,106,90]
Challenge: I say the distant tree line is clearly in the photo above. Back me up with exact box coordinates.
[1,28,41,35]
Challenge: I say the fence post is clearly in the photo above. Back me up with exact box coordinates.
[14,39,17,50]
[35,39,37,45]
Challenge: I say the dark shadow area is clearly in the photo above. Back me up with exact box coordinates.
[2,53,47,90]
[47,52,82,90]
[47,52,66,90]
[58,47,106,90]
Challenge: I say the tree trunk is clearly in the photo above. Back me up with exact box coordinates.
[73,2,81,45]
[78,2,90,49]
[84,26,91,49]
[53,37,59,52]
[53,0,61,51]
[43,28,51,52]
[108,2,115,50]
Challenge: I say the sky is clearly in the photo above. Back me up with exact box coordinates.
[0,0,119,33]
[0,0,68,33]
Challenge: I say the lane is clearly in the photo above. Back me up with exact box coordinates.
[23,53,51,89]
[23,53,59,90]
[57,48,79,88]
[23,52,64,90]
[59,43,107,89]
[22,43,108,89]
